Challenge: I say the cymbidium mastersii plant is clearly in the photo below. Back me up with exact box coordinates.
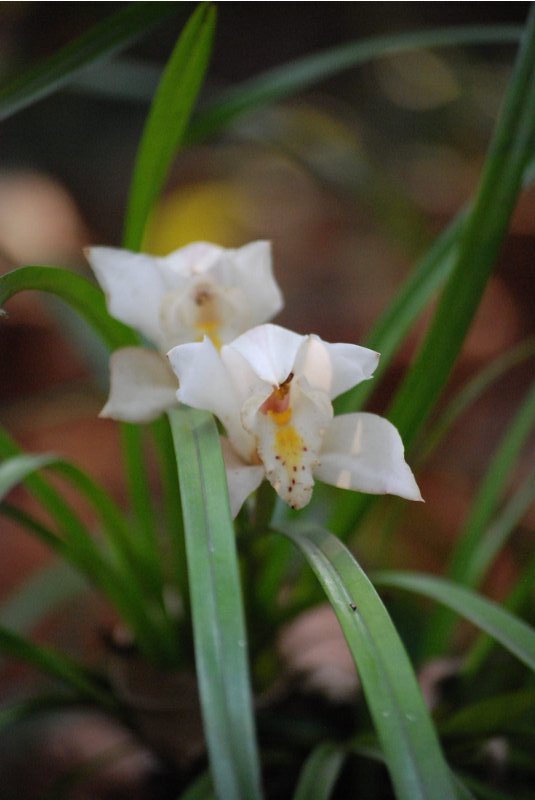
[1,4,534,800]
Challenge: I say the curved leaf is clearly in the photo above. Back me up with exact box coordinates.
[0,626,114,709]
[278,523,457,800]
[292,742,346,800]
[123,3,217,250]
[424,379,535,655]
[373,571,535,672]
[0,266,138,350]
[0,2,181,121]
[189,26,523,143]
[168,407,262,800]
[0,453,58,501]
[0,560,87,635]
[387,9,535,448]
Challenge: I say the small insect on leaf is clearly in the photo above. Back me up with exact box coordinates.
[349,601,357,611]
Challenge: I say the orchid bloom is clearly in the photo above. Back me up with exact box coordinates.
[168,323,422,517]
[86,241,283,422]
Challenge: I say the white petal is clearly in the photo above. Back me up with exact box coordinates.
[168,338,255,460]
[220,438,265,518]
[100,347,177,423]
[86,247,166,346]
[295,335,380,399]
[164,241,223,279]
[229,324,305,385]
[228,241,284,324]
[315,413,423,501]
[243,380,332,510]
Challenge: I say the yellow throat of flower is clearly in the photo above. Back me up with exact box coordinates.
[193,286,222,349]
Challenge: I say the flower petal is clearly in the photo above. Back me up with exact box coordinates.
[100,347,177,423]
[220,437,265,518]
[227,241,283,324]
[243,380,332,509]
[86,247,166,346]
[315,413,423,501]
[168,338,255,460]
[296,335,380,399]
[229,324,305,385]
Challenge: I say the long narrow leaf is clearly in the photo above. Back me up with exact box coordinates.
[373,571,535,672]
[415,338,535,464]
[0,2,181,121]
[0,626,114,709]
[123,3,216,250]
[0,266,138,350]
[189,26,522,144]
[0,431,165,663]
[424,379,535,655]
[0,453,58,500]
[292,742,346,800]
[387,9,535,449]
[168,407,262,800]
[278,523,457,800]
[0,560,87,633]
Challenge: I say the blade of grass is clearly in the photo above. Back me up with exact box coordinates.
[0,453,58,499]
[0,433,166,663]
[0,2,181,121]
[178,772,215,800]
[466,470,535,588]
[326,9,535,540]
[123,3,217,250]
[373,571,535,672]
[292,742,346,800]
[188,26,522,144]
[0,626,115,709]
[0,266,139,350]
[0,560,87,634]
[277,522,458,800]
[150,415,188,604]
[464,551,535,675]
[168,407,262,800]
[424,379,535,656]
[414,338,535,464]
[387,8,535,450]
[440,689,535,738]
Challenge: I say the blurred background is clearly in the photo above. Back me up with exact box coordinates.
[0,0,533,686]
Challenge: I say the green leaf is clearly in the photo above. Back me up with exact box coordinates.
[278,523,457,800]
[292,742,346,800]
[0,453,58,500]
[189,25,523,143]
[0,626,114,708]
[424,379,535,655]
[373,571,535,672]
[448,380,535,586]
[0,431,166,664]
[123,3,217,250]
[414,338,535,464]
[0,561,87,634]
[387,10,535,449]
[168,407,262,800]
[0,2,181,121]
[178,772,215,800]
[440,690,535,737]
[0,266,138,350]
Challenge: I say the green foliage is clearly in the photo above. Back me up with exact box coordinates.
[1,5,534,800]
[168,408,262,800]
[0,2,182,121]
[123,3,217,250]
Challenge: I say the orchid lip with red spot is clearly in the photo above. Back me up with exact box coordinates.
[85,241,283,422]
[168,323,422,517]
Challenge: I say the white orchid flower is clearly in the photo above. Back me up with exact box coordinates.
[86,241,283,422]
[168,323,422,517]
